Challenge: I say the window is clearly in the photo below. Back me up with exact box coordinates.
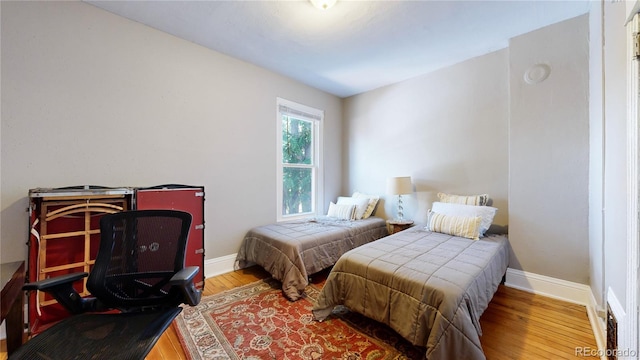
[276,98,323,221]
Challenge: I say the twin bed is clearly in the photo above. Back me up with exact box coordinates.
[235,192,508,359]
[235,215,388,300]
[312,227,509,360]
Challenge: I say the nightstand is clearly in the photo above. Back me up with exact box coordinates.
[387,219,414,234]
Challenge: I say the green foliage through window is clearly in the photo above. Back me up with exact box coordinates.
[282,115,313,216]
[282,116,312,165]
[282,168,312,215]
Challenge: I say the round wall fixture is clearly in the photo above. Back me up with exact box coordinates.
[524,64,551,84]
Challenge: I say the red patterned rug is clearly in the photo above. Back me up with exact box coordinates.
[173,278,425,359]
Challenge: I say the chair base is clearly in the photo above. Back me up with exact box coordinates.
[10,307,182,360]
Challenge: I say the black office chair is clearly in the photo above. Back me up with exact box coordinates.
[12,210,202,360]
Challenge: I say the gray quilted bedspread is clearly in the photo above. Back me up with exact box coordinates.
[312,227,509,360]
[235,216,389,301]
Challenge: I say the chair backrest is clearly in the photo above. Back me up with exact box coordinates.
[87,210,192,310]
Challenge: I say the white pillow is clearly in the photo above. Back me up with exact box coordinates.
[327,202,355,220]
[336,196,370,220]
[426,211,482,240]
[430,202,497,236]
[352,192,380,219]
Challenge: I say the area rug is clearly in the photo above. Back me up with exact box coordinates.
[173,278,425,359]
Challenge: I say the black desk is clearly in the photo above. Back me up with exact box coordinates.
[1,261,25,355]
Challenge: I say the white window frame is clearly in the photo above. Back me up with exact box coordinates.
[276,98,324,222]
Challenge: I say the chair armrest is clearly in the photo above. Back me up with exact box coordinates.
[23,272,92,314]
[23,272,88,291]
[169,267,198,284]
[170,266,202,306]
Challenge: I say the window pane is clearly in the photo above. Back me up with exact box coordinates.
[282,116,313,165]
[282,167,312,215]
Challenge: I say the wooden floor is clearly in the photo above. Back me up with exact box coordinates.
[145,266,599,360]
[0,266,598,359]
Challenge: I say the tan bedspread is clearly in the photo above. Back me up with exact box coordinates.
[312,227,509,360]
[235,216,388,301]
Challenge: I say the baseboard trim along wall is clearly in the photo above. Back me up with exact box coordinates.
[505,268,594,304]
[505,268,606,358]
[204,253,238,279]
[204,260,607,356]
[607,287,626,360]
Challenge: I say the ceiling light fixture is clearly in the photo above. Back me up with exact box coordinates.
[309,0,337,10]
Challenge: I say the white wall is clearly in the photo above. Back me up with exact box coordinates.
[343,49,509,226]
[0,1,343,263]
[589,0,605,312]
[509,15,590,284]
[601,0,629,310]
[344,15,591,285]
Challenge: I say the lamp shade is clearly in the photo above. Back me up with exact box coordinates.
[387,176,413,195]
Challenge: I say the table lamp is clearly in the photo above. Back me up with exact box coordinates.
[387,176,412,221]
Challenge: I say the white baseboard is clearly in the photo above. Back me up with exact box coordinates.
[589,290,607,358]
[204,253,237,278]
[505,268,593,305]
[607,287,627,360]
[505,268,605,358]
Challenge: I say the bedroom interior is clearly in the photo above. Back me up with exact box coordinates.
[0,0,637,359]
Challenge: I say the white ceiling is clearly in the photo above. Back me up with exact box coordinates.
[86,0,592,98]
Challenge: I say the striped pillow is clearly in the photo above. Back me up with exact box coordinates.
[352,192,380,219]
[431,202,497,236]
[427,211,482,240]
[336,196,371,220]
[327,202,355,220]
[437,192,489,206]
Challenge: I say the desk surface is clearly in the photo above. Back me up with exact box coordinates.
[1,261,25,322]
